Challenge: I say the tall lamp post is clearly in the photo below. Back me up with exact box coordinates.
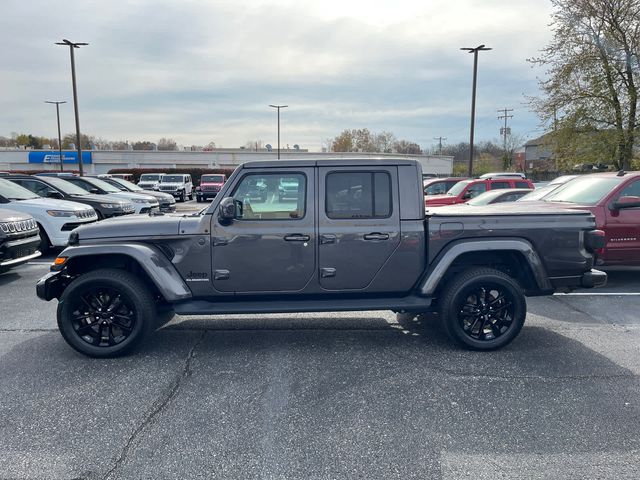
[268,104,288,159]
[460,45,491,177]
[45,101,67,172]
[56,39,88,176]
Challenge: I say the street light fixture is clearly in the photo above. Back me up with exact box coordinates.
[268,104,288,159]
[460,44,491,177]
[56,39,88,176]
[45,101,67,172]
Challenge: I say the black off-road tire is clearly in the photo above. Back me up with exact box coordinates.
[188,191,193,200]
[37,223,51,253]
[196,196,202,203]
[57,269,157,358]
[178,190,185,202]
[438,267,526,350]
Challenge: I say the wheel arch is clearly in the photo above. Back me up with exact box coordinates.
[58,244,192,302]
[419,238,553,296]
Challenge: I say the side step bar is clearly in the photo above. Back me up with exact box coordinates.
[173,295,433,316]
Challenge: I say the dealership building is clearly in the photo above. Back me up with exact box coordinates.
[0,149,454,175]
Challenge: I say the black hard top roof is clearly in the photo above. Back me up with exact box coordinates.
[242,158,420,168]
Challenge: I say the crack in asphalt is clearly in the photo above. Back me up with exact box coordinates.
[100,330,207,480]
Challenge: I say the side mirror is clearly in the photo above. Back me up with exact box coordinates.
[611,195,640,210]
[462,192,472,200]
[90,188,100,194]
[47,191,63,199]
[218,197,236,222]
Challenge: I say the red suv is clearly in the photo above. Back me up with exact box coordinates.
[543,171,640,266]
[425,177,534,207]
[196,174,227,202]
[423,177,467,196]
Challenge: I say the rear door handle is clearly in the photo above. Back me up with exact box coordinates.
[320,234,337,244]
[284,234,310,242]
[363,233,389,241]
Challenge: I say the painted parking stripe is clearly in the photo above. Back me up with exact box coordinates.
[555,292,640,296]
[27,261,53,265]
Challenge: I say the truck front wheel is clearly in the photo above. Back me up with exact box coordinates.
[57,269,156,358]
[439,267,526,350]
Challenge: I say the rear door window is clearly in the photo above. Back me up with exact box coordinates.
[326,171,391,219]
[491,181,510,189]
[515,181,530,188]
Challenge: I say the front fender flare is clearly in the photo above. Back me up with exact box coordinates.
[419,238,552,296]
[57,243,192,302]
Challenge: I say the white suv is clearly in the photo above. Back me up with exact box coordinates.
[137,173,165,191]
[0,178,97,251]
[158,174,194,202]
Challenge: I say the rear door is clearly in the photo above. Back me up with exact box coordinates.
[318,166,400,290]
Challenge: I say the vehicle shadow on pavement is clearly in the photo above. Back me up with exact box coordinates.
[0,271,20,285]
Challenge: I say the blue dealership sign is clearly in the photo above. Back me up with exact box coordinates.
[28,151,92,164]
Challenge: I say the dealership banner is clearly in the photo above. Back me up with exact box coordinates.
[28,151,92,164]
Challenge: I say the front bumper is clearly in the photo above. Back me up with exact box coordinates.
[1,235,41,268]
[36,270,63,301]
[160,203,176,212]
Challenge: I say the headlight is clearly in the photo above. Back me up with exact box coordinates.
[46,210,76,217]
[100,203,116,208]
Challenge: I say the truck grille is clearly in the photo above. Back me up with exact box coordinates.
[202,185,220,192]
[0,219,38,234]
[76,210,97,219]
[159,185,176,192]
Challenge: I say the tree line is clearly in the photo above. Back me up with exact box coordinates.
[0,133,189,151]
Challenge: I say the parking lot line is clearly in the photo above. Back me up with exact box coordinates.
[555,292,640,296]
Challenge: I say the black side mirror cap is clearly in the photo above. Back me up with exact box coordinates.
[218,197,236,222]
[89,188,100,194]
[47,191,63,199]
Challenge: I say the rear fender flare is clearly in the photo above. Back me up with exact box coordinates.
[419,238,551,296]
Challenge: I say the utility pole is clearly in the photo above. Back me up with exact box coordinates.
[268,105,288,159]
[45,100,67,172]
[461,45,492,177]
[497,108,514,152]
[434,136,446,155]
[56,39,88,176]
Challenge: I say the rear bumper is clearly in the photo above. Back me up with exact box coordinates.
[581,269,607,288]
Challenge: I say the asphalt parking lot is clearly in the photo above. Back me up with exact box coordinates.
[1,248,639,479]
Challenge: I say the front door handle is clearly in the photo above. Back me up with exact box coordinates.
[284,234,310,242]
[363,232,389,241]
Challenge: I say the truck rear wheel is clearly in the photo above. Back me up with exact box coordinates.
[439,267,526,350]
[57,269,156,358]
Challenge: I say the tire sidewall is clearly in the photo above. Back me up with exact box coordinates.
[442,271,526,350]
[57,271,154,357]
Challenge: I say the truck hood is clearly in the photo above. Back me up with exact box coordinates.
[66,193,131,206]
[73,213,188,241]
[200,182,224,187]
[12,197,95,211]
[0,207,34,223]
[108,192,157,203]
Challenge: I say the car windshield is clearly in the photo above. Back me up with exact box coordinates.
[446,180,472,196]
[42,176,92,195]
[467,190,505,205]
[518,185,557,201]
[140,174,162,181]
[201,175,225,182]
[109,178,143,191]
[0,178,40,200]
[544,176,624,205]
[162,175,184,183]
[81,177,122,193]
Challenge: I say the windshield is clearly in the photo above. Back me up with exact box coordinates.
[446,180,472,196]
[109,177,142,191]
[544,176,623,205]
[140,174,162,181]
[162,175,184,183]
[518,185,557,201]
[0,178,40,200]
[201,175,225,183]
[43,176,91,195]
[80,177,122,193]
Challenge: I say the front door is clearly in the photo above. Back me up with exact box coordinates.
[605,178,640,264]
[210,168,315,293]
[318,166,401,290]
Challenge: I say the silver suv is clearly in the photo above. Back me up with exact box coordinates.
[158,174,193,202]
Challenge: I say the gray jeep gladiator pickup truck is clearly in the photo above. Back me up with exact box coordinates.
[36,159,607,357]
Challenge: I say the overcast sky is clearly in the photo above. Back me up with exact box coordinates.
[0,0,554,151]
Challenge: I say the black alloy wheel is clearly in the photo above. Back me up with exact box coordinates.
[57,269,156,357]
[439,267,526,350]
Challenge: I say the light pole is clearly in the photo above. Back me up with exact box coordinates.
[268,104,288,159]
[460,45,491,177]
[56,39,88,175]
[45,101,67,172]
